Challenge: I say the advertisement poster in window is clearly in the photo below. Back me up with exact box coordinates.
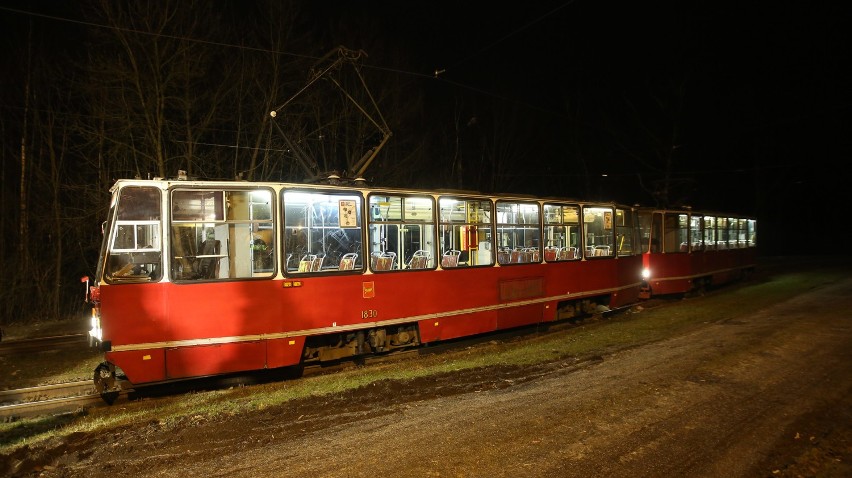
[339,200,358,228]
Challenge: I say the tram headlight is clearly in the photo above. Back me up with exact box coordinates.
[642,268,651,279]
[89,308,102,342]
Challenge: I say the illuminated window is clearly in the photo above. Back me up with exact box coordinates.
[439,197,493,267]
[170,188,275,280]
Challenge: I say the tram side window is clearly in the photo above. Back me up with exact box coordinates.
[496,201,540,265]
[283,190,363,273]
[582,206,615,258]
[439,197,493,267]
[170,188,275,280]
[716,217,729,250]
[730,217,741,248]
[543,203,580,261]
[105,186,163,282]
[736,219,748,248]
[368,194,436,271]
[690,215,704,252]
[615,207,638,256]
[704,216,717,250]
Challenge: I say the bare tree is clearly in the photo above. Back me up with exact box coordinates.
[79,0,227,179]
[433,96,537,194]
[18,22,32,268]
[620,75,690,207]
[229,1,310,181]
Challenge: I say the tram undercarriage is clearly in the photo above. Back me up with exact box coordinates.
[555,296,611,321]
[302,324,421,363]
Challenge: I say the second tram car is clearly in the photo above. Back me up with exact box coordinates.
[85,178,647,397]
[637,207,757,298]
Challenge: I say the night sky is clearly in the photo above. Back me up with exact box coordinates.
[316,1,851,253]
[2,1,850,255]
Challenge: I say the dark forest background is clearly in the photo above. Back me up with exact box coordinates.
[1,1,848,325]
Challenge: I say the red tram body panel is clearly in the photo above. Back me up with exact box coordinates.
[98,259,642,384]
[83,179,752,394]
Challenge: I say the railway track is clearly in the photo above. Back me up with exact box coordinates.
[0,380,132,420]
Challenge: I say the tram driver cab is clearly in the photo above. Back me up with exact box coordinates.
[104,186,163,282]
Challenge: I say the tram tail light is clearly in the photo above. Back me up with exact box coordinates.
[80,276,89,302]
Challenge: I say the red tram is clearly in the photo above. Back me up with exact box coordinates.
[85,177,647,396]
[637,207,758,298]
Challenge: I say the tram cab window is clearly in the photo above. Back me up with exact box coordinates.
[496,201,540,265]
[543,203,580,261]
[439,197,493,267]
[105,186,163,282]
[368,194,436,271]
[283,190,363,274]
[170,188,275,280]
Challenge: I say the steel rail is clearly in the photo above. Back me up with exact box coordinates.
[0,333,88,356]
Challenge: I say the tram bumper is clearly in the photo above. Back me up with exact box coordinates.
[94,362,121,405]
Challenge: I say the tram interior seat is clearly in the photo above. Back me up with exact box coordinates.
[408,250,431,269]
[544,246,559,261]
[441,250,461,267]
[524,247,540,262]
[680,242,690,252]
[298,254,317,272]
[372,251,396,271]
[197,239,221,279]
[510,249,529,263]
[559,246,578,260]
[498,248,511,264]
[339,252,358,270]
[593,246,611,257]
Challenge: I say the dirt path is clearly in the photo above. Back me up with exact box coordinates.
[8,275,852,477]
